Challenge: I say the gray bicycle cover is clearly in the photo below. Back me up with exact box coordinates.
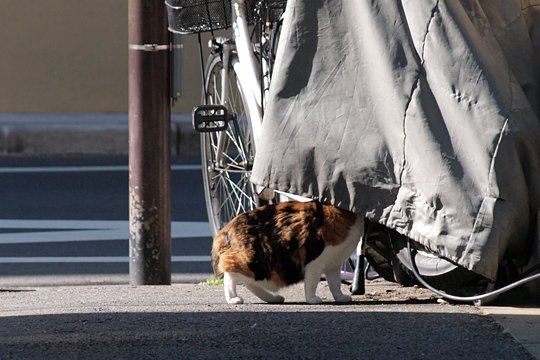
[250,0,540,281]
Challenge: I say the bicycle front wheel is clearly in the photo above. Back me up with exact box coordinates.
[201,53,258,237]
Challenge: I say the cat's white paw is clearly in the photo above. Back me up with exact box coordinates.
[268,295,285,304]
[227,296,244,304]
[306,296,323,304]
[334,294,352,303]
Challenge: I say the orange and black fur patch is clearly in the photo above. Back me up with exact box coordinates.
[211,201,358,288]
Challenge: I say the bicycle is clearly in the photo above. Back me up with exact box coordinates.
[167,0,286,236]
[166,0,368,293]
[167,0,540,304]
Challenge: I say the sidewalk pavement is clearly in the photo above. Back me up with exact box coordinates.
[0,113,199,156]
[1,277,539,359]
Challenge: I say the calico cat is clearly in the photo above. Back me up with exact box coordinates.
[211,201,364,304]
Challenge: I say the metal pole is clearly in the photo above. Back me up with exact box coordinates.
[128,0,171,285]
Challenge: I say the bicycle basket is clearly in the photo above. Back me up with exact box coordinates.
[166,0,257,34]
[265,0,287,22]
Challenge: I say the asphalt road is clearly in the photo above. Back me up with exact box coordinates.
[0,155,214,281]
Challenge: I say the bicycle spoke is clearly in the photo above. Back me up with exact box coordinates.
[221,176,254,213]
[207,165,254,225]
[225,130,248,163]
[216,172,250,209]
[224,175,254,206]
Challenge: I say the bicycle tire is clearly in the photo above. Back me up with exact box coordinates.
[394,244,482,288]
[364,221,482,288]
[201,52,258,237]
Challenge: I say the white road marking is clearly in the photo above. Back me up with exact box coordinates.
[0,256,211,263]
[0,163,209,265]
[0,220,212,244]
[0,164,201,173]
[0,220,213,264]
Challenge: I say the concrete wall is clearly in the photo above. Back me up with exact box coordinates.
[0,0,201,113]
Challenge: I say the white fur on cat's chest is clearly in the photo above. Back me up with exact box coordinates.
[305,215,364,275]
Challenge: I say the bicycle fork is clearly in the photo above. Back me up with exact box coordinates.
[350,232,366,295]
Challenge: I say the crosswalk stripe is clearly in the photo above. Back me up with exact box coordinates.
[0,256,211,263]
[0,164,201,173]
[0,220,212,244]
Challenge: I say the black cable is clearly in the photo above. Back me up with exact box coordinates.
[406,239,540,303]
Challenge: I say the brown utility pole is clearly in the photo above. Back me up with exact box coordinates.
[128,0,171,285]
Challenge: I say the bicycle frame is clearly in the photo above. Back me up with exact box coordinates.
[231,0,263,148]
[229,1,305,202]
[211,0,263,172]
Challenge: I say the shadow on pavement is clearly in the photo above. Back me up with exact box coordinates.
[0,311,532,359]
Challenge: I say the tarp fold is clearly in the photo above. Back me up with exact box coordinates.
[251,0,540,280]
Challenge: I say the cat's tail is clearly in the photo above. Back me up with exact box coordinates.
[211,230,228,279]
